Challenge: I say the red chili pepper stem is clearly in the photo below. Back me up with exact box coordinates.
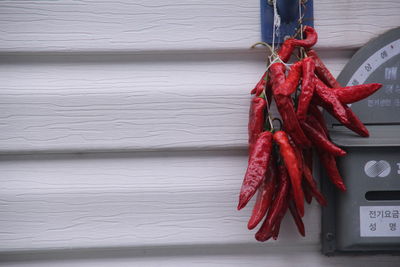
[251,42,274,53]
[251,42,280,63]
[259,76,269,100]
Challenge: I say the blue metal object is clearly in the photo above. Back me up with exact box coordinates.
[260,0,314,44]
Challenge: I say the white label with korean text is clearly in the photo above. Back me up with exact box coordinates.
[360,206,400,237]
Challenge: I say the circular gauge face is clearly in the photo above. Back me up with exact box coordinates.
[337,27,400,124]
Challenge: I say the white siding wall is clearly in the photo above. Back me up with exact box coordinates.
[0,1,399,266]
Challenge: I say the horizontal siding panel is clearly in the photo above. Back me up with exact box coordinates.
[0,50,351,153]
[0,0,398,52]
[2,245,400,267]
[0,151,320,252]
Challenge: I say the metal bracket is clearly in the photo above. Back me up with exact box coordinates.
[260,0,314,44]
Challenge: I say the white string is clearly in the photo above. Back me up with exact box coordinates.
[298,0,303,39]
[266,56,290,70]
[265,0,286,72]
[271,0,281,52]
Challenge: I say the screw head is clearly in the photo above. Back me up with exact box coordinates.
[326,233,334,241]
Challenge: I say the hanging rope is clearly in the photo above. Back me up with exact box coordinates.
[253,0,309,72]
[271,0,281,52]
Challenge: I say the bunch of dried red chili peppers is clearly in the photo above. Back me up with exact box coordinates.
[238,26,382,241]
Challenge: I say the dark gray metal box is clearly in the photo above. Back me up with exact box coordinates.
[321,127,400,254]
[321,27,400,255]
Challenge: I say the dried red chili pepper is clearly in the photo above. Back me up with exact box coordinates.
[273,188,306,240]
[312,74,377,137]
[344,106,369,137]
[238,131,273,210]
[289,199,305,236]
[303,148,313,172]
[250,71,267,96]
[273,131,304,217]
[278,39,295,63]
[308,104,329,137]
[297,57,316,121]
[272,200,289,240]
[276,97,311,147]
[302,163,328,206]
[255,165,289,242]
[296,142,327,206]
[307,49,341,88]
[314,77,350,125]
[278,26,318,62]
[248,97,267,154]
[305,115,347,194]
[300,121,346,156]
[307,115,327,138]
[318,152,346,191]
[270,63,311,148]
[247,160,277,230]
[333,83,382,104]
[303,182,313,204]
[271,222,281,240]
[314,95,369,137]
[274,61,302,96]
[292,26,318,48]
[290,139,304,174]
[269,62,286,88]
